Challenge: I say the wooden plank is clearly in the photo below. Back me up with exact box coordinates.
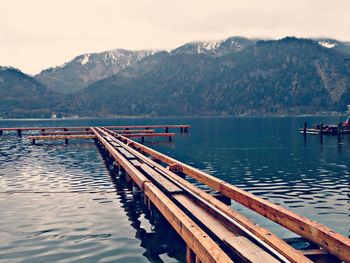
[93,127,230,263]
[118,148,136,159]
[102,129,350,263]
[110,141,122,148]
[0,125,190,132]
[129,159,143,167]
[27,135,95,140]
[224,236,280,263]
[114,129,155,133]
[40,131,93,135]
[123,133,175,138]
[101,128,313,263]
[173,194,279,263]
[140,164,183,194]
[143,182,233,263]
[92,128,149,189]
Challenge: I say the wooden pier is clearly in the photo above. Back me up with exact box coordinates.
[1,124,349,263]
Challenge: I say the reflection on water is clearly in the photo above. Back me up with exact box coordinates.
[0,117,349,262]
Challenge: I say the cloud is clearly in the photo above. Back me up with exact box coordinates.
[0,0,349,74]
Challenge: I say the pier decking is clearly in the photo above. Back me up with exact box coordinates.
[1,124,349,263]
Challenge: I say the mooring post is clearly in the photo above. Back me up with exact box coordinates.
[141,136,145,143]
[303,122,307,136]
[165,127,169,133]
[17,129,22,137]
[168,136,172,142]
[32,139,35,145]
[0,130,2,136]
[338,122,342,143]
[132,182,139,195]
[184,127,188,133]
[64,138,68,144]
[180,127,184,133]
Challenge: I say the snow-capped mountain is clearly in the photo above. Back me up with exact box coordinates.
[35,49,159,93]
[314,38,350,54]
[171,36,255,56]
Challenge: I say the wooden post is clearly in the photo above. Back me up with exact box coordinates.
[337,122,342,144]
[64,138,68,144]
[141,136,144,143]
[180,127,184,133]
[17,129,22,137]
[169,136,172,142]
[303,122,307,135]
[165,127,169,133]
[186,245,196,263]
[0,130,2,136]
[184,127,188,133]
[32,139,35,145]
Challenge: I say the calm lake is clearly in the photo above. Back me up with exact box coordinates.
[0,117,349,262]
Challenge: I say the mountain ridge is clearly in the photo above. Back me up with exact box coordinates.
[2,36,350,118]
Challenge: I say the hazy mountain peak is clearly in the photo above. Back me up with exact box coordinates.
[171,36,254,55]
[35,49,160,93]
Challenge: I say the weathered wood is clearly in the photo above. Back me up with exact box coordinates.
[187,245,196,263]
[93,127,231,263]
[144,182,233,263]
[41,131,93,135]
[140,164,183,194]
[113,129,155,133]
[174,194,280,263]
[117,148,136,159]
[27,135,95,140]
[123,133,175,138]
[102,128,310,263]
[92,128,149,189]
[102,128,350,263]
[0,125,190,132]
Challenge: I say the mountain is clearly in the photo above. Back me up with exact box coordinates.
[35,49,159,94]
[0,67,62,118]
[63,37,350,117]
[171,36,255,56]
[314,38,350,54]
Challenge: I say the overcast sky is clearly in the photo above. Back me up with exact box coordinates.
[1,0,349,74]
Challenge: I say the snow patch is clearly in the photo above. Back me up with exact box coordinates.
[318,41,336,48]
[196,41,223,53]
[81,54,90,65]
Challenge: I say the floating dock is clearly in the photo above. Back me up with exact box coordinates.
[1,124,349,263]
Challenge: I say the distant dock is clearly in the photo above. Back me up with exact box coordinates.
[1,124,349,262]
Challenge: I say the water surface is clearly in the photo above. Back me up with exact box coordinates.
[0,117,349,262]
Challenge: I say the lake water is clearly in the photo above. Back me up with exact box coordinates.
[0,117,349,262]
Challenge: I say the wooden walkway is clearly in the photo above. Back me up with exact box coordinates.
[0,125,189,136]
[1,124,349,263]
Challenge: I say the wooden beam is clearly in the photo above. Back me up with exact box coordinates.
[27,135,95,140]
[0,125,190,132]
[123,133,175,138]
[113,129,155,133]
[102,128,349,262]
[100,128,311,263]
[174,194,280,263]
[40,131,93,135]
[144,182,233,263]
[92,127,232,263]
